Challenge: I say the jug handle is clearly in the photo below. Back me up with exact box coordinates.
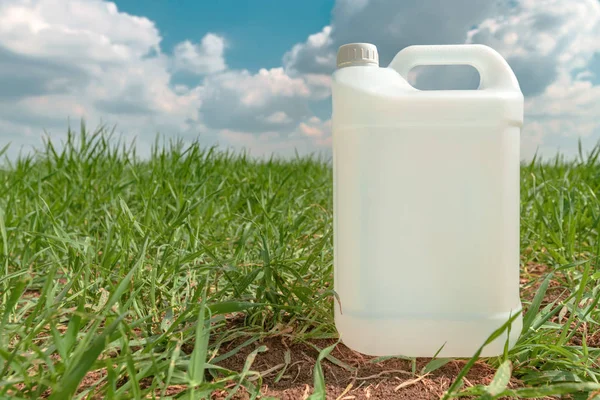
[388,44,521,92]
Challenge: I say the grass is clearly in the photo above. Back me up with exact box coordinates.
[1,125,600,399]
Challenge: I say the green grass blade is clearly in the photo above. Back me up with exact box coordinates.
[522,273,553,334]
[105,237,148,311]
[49,313,127,400]
[307,341,338,400]
[485,360,512,396]
[188,281,211,387]
[501,382,600,397]
[224,345,266,400]
[443,312,520,399]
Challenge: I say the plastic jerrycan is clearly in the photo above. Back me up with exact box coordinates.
[332,43,523,357]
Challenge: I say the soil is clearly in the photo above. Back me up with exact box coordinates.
[213,336,533,399]
[207,263,562,399]
[17,263,566,399]
[520,262,566,305]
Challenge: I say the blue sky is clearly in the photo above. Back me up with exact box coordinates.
[115,0,334,72]
[0,0,599,159]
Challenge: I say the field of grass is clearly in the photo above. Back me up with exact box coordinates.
[1,127,600,399]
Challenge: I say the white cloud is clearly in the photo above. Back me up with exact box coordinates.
[214,115,332,157]
[218,128,325,158]
[576,70,595,81]
[302,73,332,99]
[466,0,600,96]
[236,68,311,106]
[264,112,292,124]
[466,0,600,157]
[285,0,599,97]
[198,68,317,133]
[0,0,159,62]
[0,0,205,152]
[526,74,600,121]
[212,116,328,156]
[521,121,546,160]
[284,0,502,75]
[0,0,334,159]
[1,0,599,160]
[299,122,322,137]
[520,70,600,159]
[284,26,335,75]
[296,116,332,146]
[284,0,600,159]
[172,33,227,75]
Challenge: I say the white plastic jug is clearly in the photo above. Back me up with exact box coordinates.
[332,43,523,357]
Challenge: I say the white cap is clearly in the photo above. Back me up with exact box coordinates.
[336,43,379,68]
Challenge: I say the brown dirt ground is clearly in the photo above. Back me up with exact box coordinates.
[206,263,562,399]
[213,336,509,399]
[520,262,567,304]
[16,263,571,399]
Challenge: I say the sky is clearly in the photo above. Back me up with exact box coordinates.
[0,0,599,160]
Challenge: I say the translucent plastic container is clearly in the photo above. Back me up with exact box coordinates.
[332,44,523,357]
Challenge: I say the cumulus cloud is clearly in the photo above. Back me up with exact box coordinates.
[0,0,334,158]
[465,0,600,157]
[521,71,600,159]
[284,26,335,75]
[0,0,160,103]
[218,127,327,158]
[0,0,207,152]
[216,116,332,158]
[284,0,600,158]
[1,0,599,160]
[264,112,292,124]
[296,116,332,147]
[0,0,160,61]
[466,0,600,96]
[198,68,323,133]
[284,0,502,74]
[172,33,227,75]
[285,0,599,94]
[192,64,334,155]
